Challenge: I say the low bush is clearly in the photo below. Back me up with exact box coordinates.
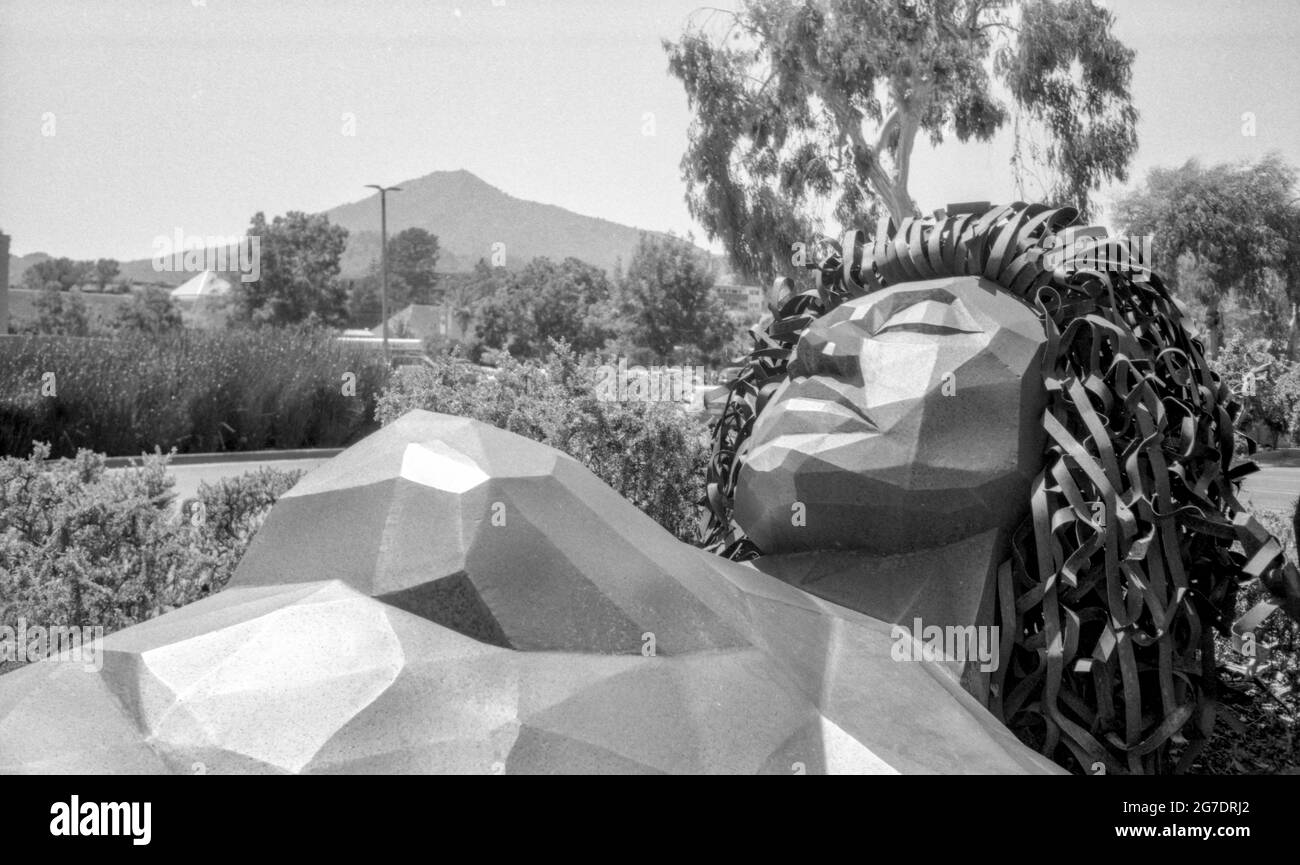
[0,444,302,672]
[1231,507,1300,673]
[1213,333,1300,448]
[1195,503,1300,773]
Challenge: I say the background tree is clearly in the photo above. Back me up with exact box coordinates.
[434,260,510,347]
[613,233,734,365]
[1114,153,1300,358]
[93,259,120,291]
[347,269,412,327]
[113,286,183,336]
[444,281,479,341]
[665,0,1138,282]
[22,258,90,292]
[526,257,615,355]
[473,288,520,359]
[233,212,350,327]
[345,228,442,327]
[474,256,614,359]
[34,285,90,336]
[386,227,441,301]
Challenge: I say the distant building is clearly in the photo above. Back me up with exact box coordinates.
[166,270,233,329]
[0,231,9,334]
[713,282,764,321]
[169,269,232,301]
[372,303,469,350]
[337,331,427,359]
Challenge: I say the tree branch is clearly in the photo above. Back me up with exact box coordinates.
[813,80,908,223]
[874,108,900,158]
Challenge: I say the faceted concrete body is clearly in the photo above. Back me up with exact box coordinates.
[0,411,1060,775]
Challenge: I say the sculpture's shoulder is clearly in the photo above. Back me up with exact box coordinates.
[692,555,1065,774]
[227,410,749,655]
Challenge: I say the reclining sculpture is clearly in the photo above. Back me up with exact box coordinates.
[1,202,1294,774]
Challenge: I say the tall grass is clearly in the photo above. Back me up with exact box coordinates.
[0,327,390,457]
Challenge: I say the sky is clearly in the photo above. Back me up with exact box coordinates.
[2,0,1299,261]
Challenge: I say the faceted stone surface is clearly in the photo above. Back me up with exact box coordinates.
[0,411,1061,774]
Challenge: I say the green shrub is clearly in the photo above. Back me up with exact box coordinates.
[0,326,389,458]
[0,444,178,633]
[1213,333,1300,447]
[187,465,303,547]
[0,445,302,672]
[376,343,710,542]
[1231,507,1300,673]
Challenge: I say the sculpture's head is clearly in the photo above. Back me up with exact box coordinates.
[702,202,1298,774]
[734,274,1048,553]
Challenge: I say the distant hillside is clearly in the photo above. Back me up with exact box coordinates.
[325,169,664,277]
[117,259,193,286]
[7,250,189,288]
[6,252,51,286]
[9,169,696,286]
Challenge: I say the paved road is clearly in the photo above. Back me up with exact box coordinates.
[164,458,333,507]
[1240,466,1300,519]
[106,452,335,519]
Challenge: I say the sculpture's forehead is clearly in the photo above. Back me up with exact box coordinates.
[818,275,1043,339]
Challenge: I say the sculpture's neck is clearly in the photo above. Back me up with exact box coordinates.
[747,528,1005,700]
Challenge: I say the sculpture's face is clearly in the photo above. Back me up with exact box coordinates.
[733,275,1049,555]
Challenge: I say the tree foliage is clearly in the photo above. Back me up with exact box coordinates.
[1213,332,1300,447]
[665,0,1138,282]
[23,257,91,292]
[613,233,734,365]
[92,258,121,290]
[34,285,90,336]
[113,285,184,336]
[1114,153,1300,357]
[474,257,614,357]
[21,257,121,293]
[233,211,350,327]
[386,227,440,299]
[346,228,443,327]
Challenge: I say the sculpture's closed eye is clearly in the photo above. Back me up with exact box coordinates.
[872,298,984,336]
[788,292,986,379]
[786,332,861,380]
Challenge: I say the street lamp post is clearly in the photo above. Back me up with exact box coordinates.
[365,183,402,365]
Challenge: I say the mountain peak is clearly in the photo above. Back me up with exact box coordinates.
[326,169,660,276]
